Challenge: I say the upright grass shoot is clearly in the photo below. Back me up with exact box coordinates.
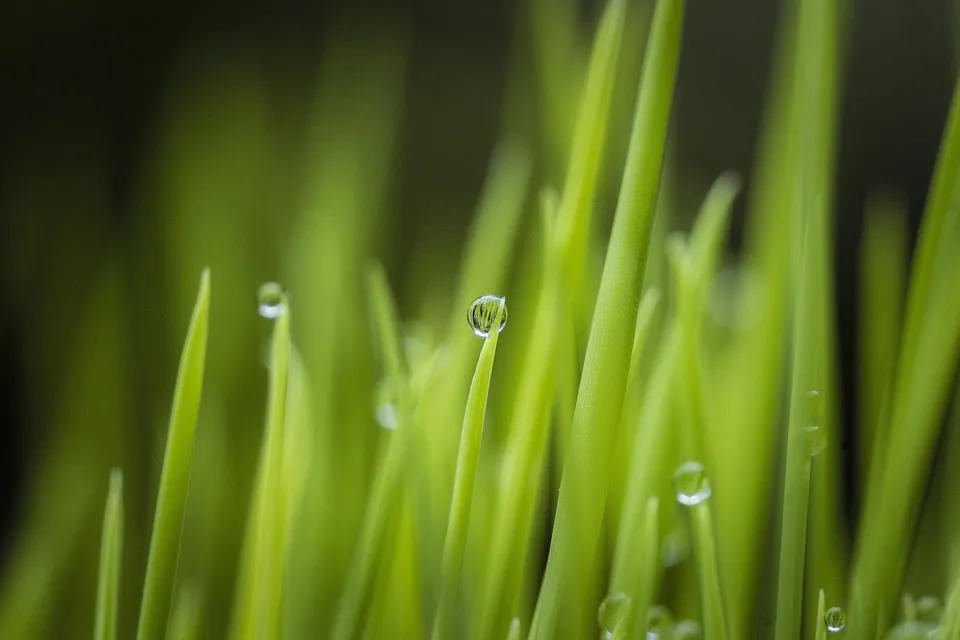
[94,469,124,640]
[137,269,210,640]
[530,0,685,635]
[431,301,506,640]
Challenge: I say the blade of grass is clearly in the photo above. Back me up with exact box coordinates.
[630,497,661,640]
[137,268,210,640]
[814,589,826,640]
[94,469,124,640]
[856,192,907,496]
[851,70,960,640]
[431,302,506,640]
[670,238,729,640]
[774,218,821,639]
[332,265,415,640]
[530,0,685,635]
[251,302,292,637]
[472,190,564,640]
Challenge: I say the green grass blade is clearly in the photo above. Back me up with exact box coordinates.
[332,265,414,640]
[687,494,729,640]
[814,589,826,640]
[856,192,907,496]
[94,469,124,640]
[251,304,292,637]
[629,497,661,640]
[137,268,210,640]
[555,0,626,296]
[852,71,960,640]
[773,214,820,639]
[431,302,505,640]
[530,0,685,635]
[472,192,564,640]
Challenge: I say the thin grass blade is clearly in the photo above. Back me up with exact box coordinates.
[137,269,210,640]
[530,0,685,635]
[94,469,124,640]
[431,302,505,640]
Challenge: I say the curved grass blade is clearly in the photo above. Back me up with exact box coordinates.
[529,0,686,635]
[472,191,564,640]
[137,268,210,640]
[430,302,506,640]
[94,469,124,640]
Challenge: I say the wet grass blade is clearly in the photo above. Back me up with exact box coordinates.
[94,469,124,640]
[431,302,505,640]
[773,216,820,639]
[530,0,685,635]
[137,269,210,640]
[249,304,292,637]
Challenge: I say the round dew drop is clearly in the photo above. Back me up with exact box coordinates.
[805,425,827,457]
[467,295,508,338]
[257,282,287,319]
[597,592,631,639]
[824,606,846,632]
[673,461,712,506]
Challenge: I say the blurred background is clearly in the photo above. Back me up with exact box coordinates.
[0,0,956,635]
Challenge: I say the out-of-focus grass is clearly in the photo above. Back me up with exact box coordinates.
[2,0,960,639]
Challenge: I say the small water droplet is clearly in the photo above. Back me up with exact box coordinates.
[467,295,508,338]
[673,461,712,506]
[646,605,673,639]
[257,282,287,318]
[916,596,943,623]
[597,592,631,639]
[673,620,702,639]
[806,425,827,457]
[825,606,845,632]
[374,378,398,430]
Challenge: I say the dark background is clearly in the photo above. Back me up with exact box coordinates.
[0,0,955,544]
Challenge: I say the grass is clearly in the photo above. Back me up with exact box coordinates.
[3,0,960,638]
[137,269,210,640]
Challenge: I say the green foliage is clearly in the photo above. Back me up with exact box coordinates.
[3,0,960,639]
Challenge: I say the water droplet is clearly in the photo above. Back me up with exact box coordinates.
[467,295,507,338]
[597,592,631,639]
[825,606,845,632]
[673,620,702,639]
[673,461,712,506]
[806,425,827,457]
[661,523,690,567]
[916,596,943,623]
[374,378,398,430]
[646,605,673,639]
[257,282,287,318]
